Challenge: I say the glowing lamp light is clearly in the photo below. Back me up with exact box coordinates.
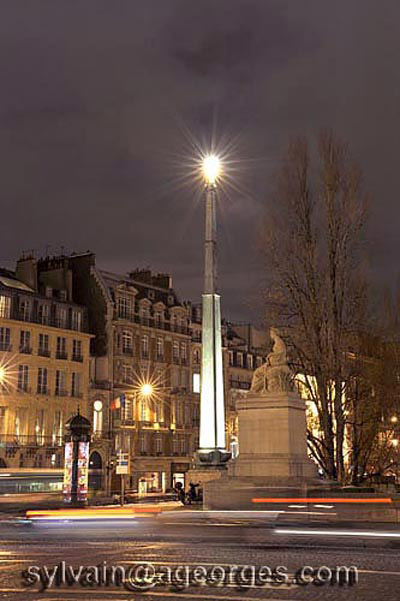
[140,383,153,398]
[392,439,399,448]
[0,367,5,383]
[391,415,398,424]
[202,154,221,185]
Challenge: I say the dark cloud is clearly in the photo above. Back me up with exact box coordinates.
[0,0,399,321]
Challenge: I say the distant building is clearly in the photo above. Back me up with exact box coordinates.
[15,250,267,493]
[0,254,91,472]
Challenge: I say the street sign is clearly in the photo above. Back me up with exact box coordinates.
[116,451,130,475]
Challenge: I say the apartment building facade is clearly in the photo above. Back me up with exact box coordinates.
[0,260,91,470]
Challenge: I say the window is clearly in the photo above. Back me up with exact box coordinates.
[56,336,67,359]
[52,411,63,445]
[247,355,253,369]
[173,341,179,362]
[117,297,130,319]
[57,306,67,328]
[193,349,200,365]
[256,356,263,367]
[38,333,50,356]
[71,310,82,331]
[180,437,186,454]
[72,339,82,361]
[35,409,45,445]
[155,399,163,422]
[55,370,66,396]
[0,296,11,319]
[38,304,49,325]
[17,365,29,392]
[0,327,11,351]
[176,402,183,425]
[71,372,82,397]
[19,299,30,321]
[15,407,26,440]
[37,368,48,394]
[156,338,164,359]
[139,434,147,453]
[172,436,178,454]
[155,436,162,454]
[193,373,200,394]
[185,404,191,425]
[155,312,163,327]
[141,335,149,358]
[0,407,6,433]
[19,330,31,353]
[180,342,187,363]
[237,353,243,367]
[122,330,133,354]
[122,364,132,384]
[140,399,147,422]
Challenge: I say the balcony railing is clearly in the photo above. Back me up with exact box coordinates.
[56,351,68,360]
[19,346,32,354]
[122,348,133,356]
[38,348,51,357]
[0,343,12,352]
[37,387,49,395]
[17,386,32,394]
[114,311,192,336]
[0,434,64,447]
[55,390,68,397]
[72,354,83,362]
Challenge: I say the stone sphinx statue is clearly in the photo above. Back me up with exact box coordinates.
[250,327,293,394]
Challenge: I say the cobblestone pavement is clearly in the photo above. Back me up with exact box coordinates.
[0,518,398,600]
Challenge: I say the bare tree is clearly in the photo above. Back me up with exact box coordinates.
[261,132,367,481]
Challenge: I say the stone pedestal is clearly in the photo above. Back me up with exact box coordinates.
[203,389,318,509]
[230,390,316,481]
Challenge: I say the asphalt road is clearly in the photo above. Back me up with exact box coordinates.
[0,516,399,600]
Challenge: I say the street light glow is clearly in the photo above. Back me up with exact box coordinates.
[0,366,5,383]
[203,154,221,185]
[140,383,153,397]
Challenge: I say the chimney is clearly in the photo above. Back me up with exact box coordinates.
[15,252,37,291]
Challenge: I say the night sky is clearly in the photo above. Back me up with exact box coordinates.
[1,1,399,322]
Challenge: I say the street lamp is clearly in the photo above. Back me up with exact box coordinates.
[0,366,5,384]
[195,154,230,468]
[140,383,153,398]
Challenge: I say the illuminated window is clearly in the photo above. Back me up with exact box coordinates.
[193,373,200,394]
[0,296,11,319]
[140,399,147,422]
[247,355,253,369]
[71,311,82,331]
[228,351,233,366]
[173,341,179,361]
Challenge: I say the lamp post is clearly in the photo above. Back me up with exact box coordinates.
[196,155,230,467]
